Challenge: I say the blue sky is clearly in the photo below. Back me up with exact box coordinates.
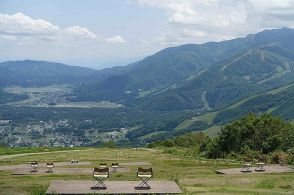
[1,0,294,69]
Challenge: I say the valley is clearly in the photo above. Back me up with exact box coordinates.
[0,105,187,147]
[0,118,132,147]
[3,85,123,108]
[1,28,294,147]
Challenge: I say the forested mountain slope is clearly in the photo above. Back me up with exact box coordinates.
[139,47,294,111]
[72,28,294,111]
[0,60,98,87]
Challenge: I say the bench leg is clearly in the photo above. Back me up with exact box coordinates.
[255,165,265,171]
[137,177,151,189]
[31,166,38,172]
[93,177,107,189]
[242,166,251,172]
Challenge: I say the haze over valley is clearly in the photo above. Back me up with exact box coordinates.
[1,28,294,147]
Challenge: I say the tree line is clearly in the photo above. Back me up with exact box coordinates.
[149,113,294,164]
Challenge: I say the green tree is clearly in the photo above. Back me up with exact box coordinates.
[215,113,294,156]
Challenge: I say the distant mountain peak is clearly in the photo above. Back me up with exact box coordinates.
[0,60,98,87]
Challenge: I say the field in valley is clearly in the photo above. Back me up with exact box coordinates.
[4,85,123,108]
[0,148,294,195]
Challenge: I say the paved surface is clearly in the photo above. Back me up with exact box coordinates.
[0,164,27,171]
[215,165,294,175]
[48,161,92,166]
[0,161,91,171]
[46,180,182,194]
[109,167,130,173]
[0,161,150,171]
[11,167,130,175]
[12,167,93,175]
[120,162,152,166]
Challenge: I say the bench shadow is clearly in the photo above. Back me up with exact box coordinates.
[135,186,151,190]
[91,186,107,190]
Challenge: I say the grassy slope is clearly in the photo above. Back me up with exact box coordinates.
[140,46,294,111]
[174,112,217,131]
[0,148,293,195]
[175,82,294,136]
[201,126,222,137]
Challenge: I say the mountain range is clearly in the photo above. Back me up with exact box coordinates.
[72,28,294,112]
[1,27,294,141]
[0,60,98,87]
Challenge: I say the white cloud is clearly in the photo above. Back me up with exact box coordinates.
[64,26,97,40]
[137,0,247,26]
[182,29,206,38]
[0,12,126,45]
[106,35,127,43]
[0,12,59,36]
[137,0,294,46]
[0,35,17,41]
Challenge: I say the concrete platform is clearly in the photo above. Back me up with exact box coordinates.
[46,180,182,194]
[0,161,91,171]
[0,164,27,171]
[11,167,130,175]
[109,167,130,173]
[215,165,294,175]
[120,162,151,166]
[48,161,92,166]
[12,167,92,175]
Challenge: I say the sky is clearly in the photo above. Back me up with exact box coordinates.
[1,0,294,69]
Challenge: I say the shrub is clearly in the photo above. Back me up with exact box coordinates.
[30,186,47,195]
[162,139,175,147]
[215,113,294,156]
[269,151,289,164]
[286,148,294,164]
[102,141,117,148]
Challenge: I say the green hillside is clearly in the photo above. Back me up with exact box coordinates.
[139,47,294,111]
[72,28,294,108]
[82,28,294,142]
[149,113,294,165]
[0,90,28,104]
[214,83,294,123]
[172,82,294,137]
[0,60,97,87]
[1,28,294,145]
[72,44,225,102]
